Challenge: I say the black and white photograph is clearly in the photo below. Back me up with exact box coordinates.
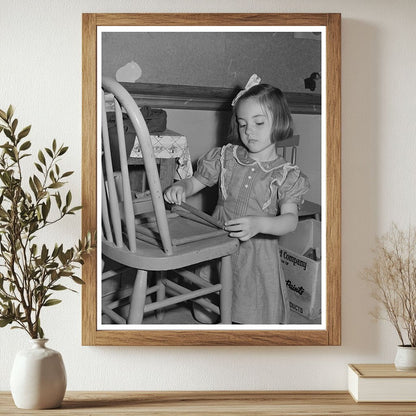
[99,28,323,327]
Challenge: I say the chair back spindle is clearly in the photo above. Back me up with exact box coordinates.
[101,92,123,248]
[101,77,173,255]
[276,135,300,164]
[113,98,137,252]
[101,171,113,244]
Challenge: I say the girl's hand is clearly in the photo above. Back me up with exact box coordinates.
[224,216,264,241]
[164,184,186,205]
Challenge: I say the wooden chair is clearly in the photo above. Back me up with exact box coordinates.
[276,135,300,165]
[276,135,321,221]
[101,76,239,325]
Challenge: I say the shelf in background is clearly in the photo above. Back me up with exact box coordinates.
[122,82,321,114]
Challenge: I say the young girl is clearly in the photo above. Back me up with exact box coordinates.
[164,74,310,324]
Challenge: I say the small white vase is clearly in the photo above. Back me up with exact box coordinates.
[394,345,416,371]
[10,338,67,409]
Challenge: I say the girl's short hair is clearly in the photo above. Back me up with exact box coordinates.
[228,84,293,146]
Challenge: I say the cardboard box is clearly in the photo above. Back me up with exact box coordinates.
[279,219,321,320]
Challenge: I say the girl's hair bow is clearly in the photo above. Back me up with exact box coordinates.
[231,74,262,107]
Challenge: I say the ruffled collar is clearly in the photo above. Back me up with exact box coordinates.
[232,145,290,172]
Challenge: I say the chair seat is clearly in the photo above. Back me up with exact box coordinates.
[135,214,226,246]
[103,233,239,271]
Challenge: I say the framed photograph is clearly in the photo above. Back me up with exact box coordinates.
[82,13,341,346]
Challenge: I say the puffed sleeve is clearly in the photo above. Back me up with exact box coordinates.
[278,167,311,207]
[193,147,222,187]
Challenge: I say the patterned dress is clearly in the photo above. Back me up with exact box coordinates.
[194,144,310,324]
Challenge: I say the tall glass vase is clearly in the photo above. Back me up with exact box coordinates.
[10,339,67,409]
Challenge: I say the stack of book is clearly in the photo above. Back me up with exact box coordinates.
[348,364,416,402]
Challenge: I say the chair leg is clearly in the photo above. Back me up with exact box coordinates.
[155,271,166,321]
[219,255,232,324]
[127,269,148,324]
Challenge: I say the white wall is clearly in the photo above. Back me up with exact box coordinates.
[1,0,416,391]
[101,31,322,93]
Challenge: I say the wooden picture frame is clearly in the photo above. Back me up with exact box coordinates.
[82,13,341,346]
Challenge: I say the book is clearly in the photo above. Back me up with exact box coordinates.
[348,364,416,402]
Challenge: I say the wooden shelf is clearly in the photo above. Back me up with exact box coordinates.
[1,391,416,415]
[122,82,321,114]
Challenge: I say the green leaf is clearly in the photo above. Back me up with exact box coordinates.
[55,192,62,209]
[45,148,53,158]
[52,139,57,152]
[33,175,43,192]
[6,105,14,122]
[11,118,18,133]
[0,317,13,327]
[4,129,12,140]
[61,171,74,178]
[31,244,38,256]
[41,202,50,220]
[50,284,68,291]
[29,177,38,197]
[55,244,63,258]
[17,125,31,140]
[41,244,48,262]
[38,150,46,165]
[34,162,43,173]
[0,109,7,121]
[71,276,85,285]
[38,325,44,339]
[69,206,82,213]
[58,146,69,156]
[58,250,67,264]
[65,191,72,207]
[48,182,64,189]
[19,140,31,151]
[19,153,30,161]
[43,299,62,307]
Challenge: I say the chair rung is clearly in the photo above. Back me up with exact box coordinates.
[105,283,162,309]
[102,306,127,324]
[173,269,211,289]
[146,283,163,296]
[164,286,220,315]
[163,279,221,298]
[144,281,221,313]
[102,266,130,281]
[102,289,120,299]
[105,287,132,307]
[106,296,130,310]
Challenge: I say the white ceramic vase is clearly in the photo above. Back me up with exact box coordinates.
[394,345,416,371]
[10,338,67,409]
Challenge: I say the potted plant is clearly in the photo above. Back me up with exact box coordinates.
[363,223,416,370]
[0,105,95,408]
